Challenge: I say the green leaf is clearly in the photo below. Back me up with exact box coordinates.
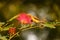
[43,22,56,28]
[3,27,10,31]
[0,35,7,40]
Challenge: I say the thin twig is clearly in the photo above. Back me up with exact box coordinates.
[8,32,19,40]
[8,26,37,40]
[21,26,37,31]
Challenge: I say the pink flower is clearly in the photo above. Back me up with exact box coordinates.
[16,13,32,24]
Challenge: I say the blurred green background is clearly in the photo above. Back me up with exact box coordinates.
[0,0,60,40]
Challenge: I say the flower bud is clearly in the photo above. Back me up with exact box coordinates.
[9,27,16,35]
